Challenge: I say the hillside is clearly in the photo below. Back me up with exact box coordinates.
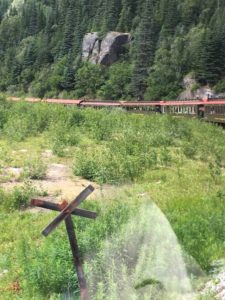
[0,0,225,100]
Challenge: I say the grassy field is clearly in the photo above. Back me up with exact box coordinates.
[0,95,225,299]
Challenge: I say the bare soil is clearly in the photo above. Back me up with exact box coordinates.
[1,163,109,201]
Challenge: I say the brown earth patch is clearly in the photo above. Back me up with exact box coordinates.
[1,163,115,204]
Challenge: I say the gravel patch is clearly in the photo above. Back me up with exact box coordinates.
[201,261,225,299]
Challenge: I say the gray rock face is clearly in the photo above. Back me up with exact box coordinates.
[178,75,216,100]
[82,32,99,61]
[82,31,130,66]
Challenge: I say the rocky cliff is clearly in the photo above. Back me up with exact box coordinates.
[82,32,131,66]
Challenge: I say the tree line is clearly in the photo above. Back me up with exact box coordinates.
[0,0,225,100]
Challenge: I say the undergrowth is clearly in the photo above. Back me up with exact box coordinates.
[0,96,225,299]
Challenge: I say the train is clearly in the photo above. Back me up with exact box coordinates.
[8,96,225,124]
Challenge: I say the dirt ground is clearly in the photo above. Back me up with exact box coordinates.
[2,163,114,203]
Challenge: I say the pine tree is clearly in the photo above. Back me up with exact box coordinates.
[61,0,82,57]
[27,1,39,36]
[102,0,122,32]
[61,2,76,56]
[131,0,158,99]
[0,0,10,22]
[10,58,22,85]
[159,0,179,35]
[196,15,225,85]
[116,0,133,32]
[60,54,76,90]
[23,40,37,68]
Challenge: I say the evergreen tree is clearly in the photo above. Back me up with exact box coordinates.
[0,0,10,22]
[196,20,225,85]
[102,0,122,32]
[0,0,225,98]
[131,0,158,100]
[23,40,37,67]
[159,0,179,35]
[27,1,39,36]
[116,0,134,32]
[60,54,76,90]
[61,0,82,57]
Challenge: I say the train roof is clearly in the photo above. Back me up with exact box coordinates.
[45,98,83,105]
[81,101,121,106]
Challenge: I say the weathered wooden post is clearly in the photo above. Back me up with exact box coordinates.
[31,185,96,300]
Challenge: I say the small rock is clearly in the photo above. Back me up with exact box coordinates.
[42,150,53,158]
[19,149,28,153]
[5,167,23,177]
[0,269,9,277]
[202,269,225,299]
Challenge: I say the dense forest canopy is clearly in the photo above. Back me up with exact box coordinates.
[0,0,225,99]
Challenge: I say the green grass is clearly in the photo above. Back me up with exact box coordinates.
[0,95,224,298]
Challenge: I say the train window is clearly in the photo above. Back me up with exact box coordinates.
[220,106,225,114]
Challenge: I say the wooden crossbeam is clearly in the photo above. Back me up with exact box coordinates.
[31,185,95,300]
[31,199,97,219]
[42,185,94,237]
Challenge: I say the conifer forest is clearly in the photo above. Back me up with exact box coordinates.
[0,0,225,100]
[1,1,225,299]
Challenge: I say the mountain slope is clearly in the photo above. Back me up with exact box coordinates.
[0,0,225,100]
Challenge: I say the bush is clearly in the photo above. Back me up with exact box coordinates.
[3,117,31,141]
[183,142,197,159]
[98,62,132,100]
[23,157,47,180]
[3,101,52,141]
[214,78,225,93]
[48,111,81,156]
[74,63,106,98]
[191,83,200,92]
[74,140,159,184]
[0,181,38,211]
[0,94,11,129]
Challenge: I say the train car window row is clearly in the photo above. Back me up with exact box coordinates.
[164,106,196,115]
[205,105,225,115]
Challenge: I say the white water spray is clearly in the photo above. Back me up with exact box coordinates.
[86,201,203,300]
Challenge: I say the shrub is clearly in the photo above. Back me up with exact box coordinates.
[74,63,106,98]
[48,116,81,157]
[191,83,200,92]
[214,78,225,93]
[0,181,38,211]
[3,101,52,141]
[0,94,11,129]
[23,157,47,180]
[183,142,197,159]
[74,141,159,184]
[97,62,132,100]
[3,117,31,141]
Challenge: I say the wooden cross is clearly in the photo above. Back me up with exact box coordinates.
[31,185,96,300]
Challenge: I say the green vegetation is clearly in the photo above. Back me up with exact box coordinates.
[0,180,43,211]
[22,157,47,180]
[1,0,225,99]
[0,97,224,298]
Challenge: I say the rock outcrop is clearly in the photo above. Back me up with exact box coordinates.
[82,32,99,61]
[178,75,216,100]
[82,32,131,66]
